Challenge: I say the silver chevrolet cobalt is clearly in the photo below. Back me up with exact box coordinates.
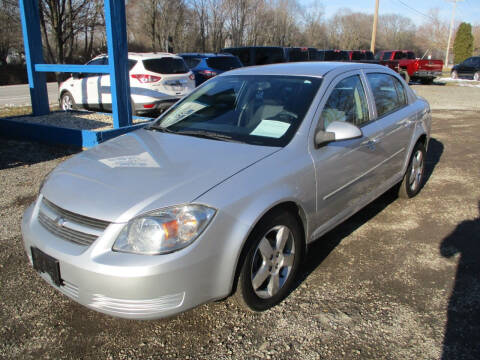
[22,62,431,319]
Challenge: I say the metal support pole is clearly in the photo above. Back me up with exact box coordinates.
[370,0,380,53]
[18,0,49,116]
[104,0,132,128]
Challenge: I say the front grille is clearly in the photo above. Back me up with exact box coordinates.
[38,198,110,246]
[42,198,110,229]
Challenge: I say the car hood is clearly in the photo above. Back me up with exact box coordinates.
[42,129,279,223]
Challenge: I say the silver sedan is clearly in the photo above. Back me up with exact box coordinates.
[22,62,431,319]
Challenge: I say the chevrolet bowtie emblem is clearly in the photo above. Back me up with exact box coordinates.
[55,217,66,228]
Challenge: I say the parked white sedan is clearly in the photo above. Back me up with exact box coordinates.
[58,52,195,115]
[23,62,431,319]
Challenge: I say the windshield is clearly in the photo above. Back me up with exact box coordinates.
[151,75,322,147]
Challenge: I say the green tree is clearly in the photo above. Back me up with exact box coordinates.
[453,22,473,64]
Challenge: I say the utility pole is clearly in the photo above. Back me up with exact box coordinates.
[445,0,463,68]
[370,0,380,52]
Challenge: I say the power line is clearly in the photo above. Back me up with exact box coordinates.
[393,0,435,21]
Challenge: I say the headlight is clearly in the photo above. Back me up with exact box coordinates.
[112,205,216,255]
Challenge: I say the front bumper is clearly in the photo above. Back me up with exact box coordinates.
[21,200,232,320]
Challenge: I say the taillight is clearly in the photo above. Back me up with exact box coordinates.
[199,70,217,78]
[131,74,161,83]
[189,73,195,81]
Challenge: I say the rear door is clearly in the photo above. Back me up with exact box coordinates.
[363,72,416,184]
[85,57,106,108]
[310,71,382,231]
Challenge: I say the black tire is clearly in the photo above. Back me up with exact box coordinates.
[451,70,458,79]
[60,91,77,111]
[400,71,410,84]
[234,209,303,312]
[398,142,426,199]
[420,78,434,85]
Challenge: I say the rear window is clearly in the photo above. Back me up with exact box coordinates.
[182,57,202,69]
[351,52,366,60]
[143,58,189,74]
[254,48,286,65]
[381,51,392,61]
[206,57,242,71]
[288,48,310,62]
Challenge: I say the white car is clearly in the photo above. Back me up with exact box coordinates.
[59,53,196,115]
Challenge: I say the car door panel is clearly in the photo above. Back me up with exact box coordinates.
[310,72,383,234]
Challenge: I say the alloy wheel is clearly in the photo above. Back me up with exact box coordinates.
[408,149,424,192]
[250,225,295,299]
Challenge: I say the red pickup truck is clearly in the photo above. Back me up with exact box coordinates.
[376,50,443,84]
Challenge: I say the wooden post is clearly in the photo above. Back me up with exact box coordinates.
[18,0,49,116]
[370,0,380,53]
[104,0,132,128]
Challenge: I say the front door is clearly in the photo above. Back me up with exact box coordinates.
[310,72,382,237]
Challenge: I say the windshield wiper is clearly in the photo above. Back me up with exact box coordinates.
[174,130,244,143]
[145,125,176,133]
[147,126,244,143]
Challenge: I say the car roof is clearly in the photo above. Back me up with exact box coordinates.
[223,61,389,77]
[92,52,182,61]
[179,53,236,58]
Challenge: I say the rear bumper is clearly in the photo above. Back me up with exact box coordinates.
[134,98,179,113]
[412,70,442,79]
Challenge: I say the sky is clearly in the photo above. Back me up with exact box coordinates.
[300,0,480,25]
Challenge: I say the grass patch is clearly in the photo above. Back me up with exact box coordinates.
[1,105,60,118]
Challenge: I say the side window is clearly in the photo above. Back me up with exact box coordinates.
[321,75,369,129]
[393,76,407,106]
[367,73,405,117]
[85,58,105,77]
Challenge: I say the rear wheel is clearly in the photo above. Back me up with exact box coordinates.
[234,210,303,312]
[474,72,480,81]
[451,70,458,79]
[398,142,426,199]
[60,91,76,111]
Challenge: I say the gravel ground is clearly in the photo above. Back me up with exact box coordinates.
[1,84,479,359]
[6,110,153,131]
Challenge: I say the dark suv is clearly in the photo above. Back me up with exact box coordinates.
[222,47,288,66]
[179,53,243,86]
[316,50,350,61]
[451,56,480,81]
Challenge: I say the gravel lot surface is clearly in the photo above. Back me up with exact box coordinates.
[1,84,479,359]
[6,110,152,131]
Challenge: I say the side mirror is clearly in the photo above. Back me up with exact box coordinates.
[314,121,362,148]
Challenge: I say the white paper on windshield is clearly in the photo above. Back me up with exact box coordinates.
[99,152,159,168]
[250,120,290,138]
[161,101,207,127]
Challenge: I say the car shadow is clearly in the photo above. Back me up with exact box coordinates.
[440,202,480,359]
[293,137,444,291]
[0,137,79,170]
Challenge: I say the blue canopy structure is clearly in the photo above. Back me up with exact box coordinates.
[0,0,143,147]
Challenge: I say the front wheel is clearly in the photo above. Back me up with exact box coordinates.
[451,70,458,79]
[398,142,426,199]
[474,72,480,81]
[234,210,303,312]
